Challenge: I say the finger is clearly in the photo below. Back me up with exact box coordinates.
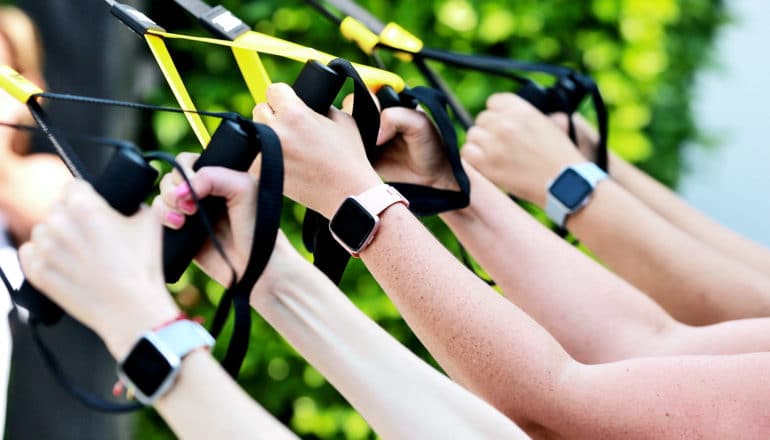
[550,113,570,133]
[486,93,516,111]
[170,152,199,186]
[152,196,187,230]
[341,93,355,114]
[466,126,495,150]
[189,167,257,206]
[461,142,485,167]
[18,243,75,305]
[159,173,190,214]
[377,107,432,146]
[252,102,276,124]
[265,83,307,117]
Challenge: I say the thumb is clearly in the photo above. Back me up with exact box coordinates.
[188,167,257,207]
[377,107,427,146]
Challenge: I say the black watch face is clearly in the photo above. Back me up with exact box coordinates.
[121,338,174,397]
[550,168,593,209]
[330,198,377,251]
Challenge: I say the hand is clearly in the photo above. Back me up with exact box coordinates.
[18,181,179,358]
[153,161,306,303]
[550,113,600,162]
[373,106,459,191]
[153,153,258,285]
[252,83,381,218]
[462,93,584,207]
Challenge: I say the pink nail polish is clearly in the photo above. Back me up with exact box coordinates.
[180,199,197,214]
[175,184,191,199]
[166,212,185,228]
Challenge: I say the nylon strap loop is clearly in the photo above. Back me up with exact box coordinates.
[146,28,405,93]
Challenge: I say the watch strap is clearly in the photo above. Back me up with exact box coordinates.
[154,319,215,360]
[353,184,409,215]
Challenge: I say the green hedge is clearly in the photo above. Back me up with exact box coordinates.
[126,0,726,438]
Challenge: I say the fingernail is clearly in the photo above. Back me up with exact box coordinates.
[175,184,190,199]
[166,212,185,229]
[179,199,197,215]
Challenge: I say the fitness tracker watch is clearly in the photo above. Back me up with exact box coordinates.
[545,162,608,228]
[117,319,214,405]
[329,184,409,257]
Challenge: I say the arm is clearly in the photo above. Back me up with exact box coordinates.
[559,113,770,278]
[156,164,528,438]
[463,94,770,325]
[254,86,770,437]
[368,104,770,361]
[18,182,296,440]
[443,164,770,361]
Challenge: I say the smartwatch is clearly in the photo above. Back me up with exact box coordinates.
[329,184,409,256]
[545,162,608,228]
[117,319,214,405]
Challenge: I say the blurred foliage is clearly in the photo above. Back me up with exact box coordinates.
[130,0,727,438]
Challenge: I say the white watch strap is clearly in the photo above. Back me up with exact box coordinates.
[545,162,608,228]
[354,184,409,215]
[571,162,608,187]
[154,320,215,360]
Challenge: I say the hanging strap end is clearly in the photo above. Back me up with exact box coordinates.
[340,17,380,55]
[0,66,43,103]
[379,23,423,61]
[110,2,166,36]
[199,5,251,40]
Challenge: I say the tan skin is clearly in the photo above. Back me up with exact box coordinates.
[462,94,770,325]
[189,83,769,437]
[0,37,70,244]
[555,111,770,322]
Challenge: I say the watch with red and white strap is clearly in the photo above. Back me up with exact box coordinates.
[329,184,409,257]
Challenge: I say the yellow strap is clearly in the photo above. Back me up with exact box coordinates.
[231,34,272,104]
[147,29,405,93]
[340,17,379,55]
[0,65,43,104]
[379,23,424,62]
[144,34,211,148]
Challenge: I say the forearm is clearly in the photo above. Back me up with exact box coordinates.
[569,176,770,324]
[440,165,679,363]
[154,350,297,440]
[611,153,770,277]
[252,253,527,439]
[352,203,574,426]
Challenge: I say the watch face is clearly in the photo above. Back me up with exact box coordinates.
[120,338,175,398]
[330,198,377,252]
[550,168,593,209]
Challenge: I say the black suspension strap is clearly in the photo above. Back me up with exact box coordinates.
[0,77,284,408]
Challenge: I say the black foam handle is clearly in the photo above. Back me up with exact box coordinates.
[162,61,346,283]
[162,118,260,282]
[293,60,345,113]
[16,148,158,325]
[377,86,418,110]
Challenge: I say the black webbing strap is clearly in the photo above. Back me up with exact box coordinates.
[302,60,472,284]
[208,122,284,377]
[386,86,470,215]
[301,59,381,285]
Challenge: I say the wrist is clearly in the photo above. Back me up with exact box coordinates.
[101,288,181,360]
[323,170,382,218]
